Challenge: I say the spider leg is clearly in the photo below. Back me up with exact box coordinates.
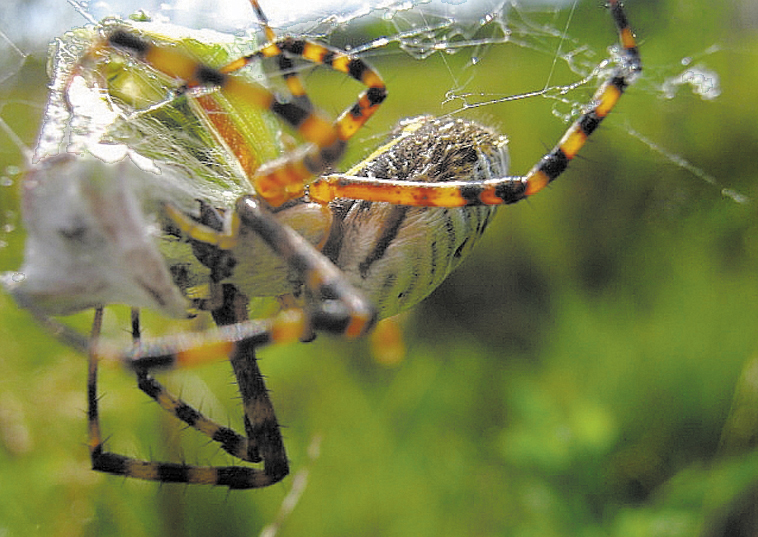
[88,199,375,488]
[127,308,261,463]
[307,0,641,208]
[230,0,314,113]
[88,308,280,488]
[104,10,386,207]
[219,0,385,142]
[209,283,289,483]
[216,27,386,143]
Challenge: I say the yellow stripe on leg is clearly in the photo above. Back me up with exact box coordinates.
[164,204,239,250]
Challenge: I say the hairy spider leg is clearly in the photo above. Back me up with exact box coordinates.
[88,307,288,488]
[88,197,376,488]
[211,284,289,485]
[236,0,311,111]
[307,0,641,208]
[219,0,386,141]
[127,306,267,465]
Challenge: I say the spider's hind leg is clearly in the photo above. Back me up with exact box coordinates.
[88,307,287,488]
[209,282,289,482]
[90,197,377,488]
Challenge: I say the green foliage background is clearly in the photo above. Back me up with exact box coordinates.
[1,0,758,536]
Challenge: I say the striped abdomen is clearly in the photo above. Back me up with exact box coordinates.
[322,116,508,318]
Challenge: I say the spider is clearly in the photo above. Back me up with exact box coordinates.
[4,0,641,489]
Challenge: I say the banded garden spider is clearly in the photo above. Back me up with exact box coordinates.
[4,0,641,489]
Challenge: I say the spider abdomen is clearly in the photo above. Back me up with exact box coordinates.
[323,116,508,318]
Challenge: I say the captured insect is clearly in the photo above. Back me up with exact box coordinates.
[2,0,641,489]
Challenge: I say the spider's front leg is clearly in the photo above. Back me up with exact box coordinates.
[308,0,641,209]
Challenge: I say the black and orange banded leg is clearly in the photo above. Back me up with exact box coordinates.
[307,0,641,208]
[88,308,290,488]
[87,200,375,488]
[244,36,386,206]
[217,32,387,143]
[128,308,262,464]
[221,0,386,144]
[104,7,386,207]
[237,0,314,113]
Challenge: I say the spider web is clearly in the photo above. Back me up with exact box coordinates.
[0,0,741,366]
[0,0,736,380]
[0,0,736,262]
